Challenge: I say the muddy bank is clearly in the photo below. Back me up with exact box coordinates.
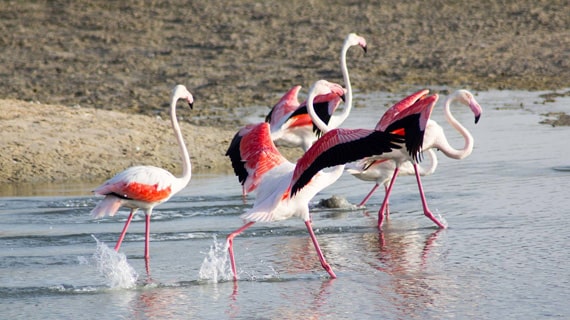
[1,0,569,183]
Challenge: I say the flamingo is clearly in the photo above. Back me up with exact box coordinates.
[345,148,438,209]
[90,84,194,263]
[267,33,367,151]
[226,80,403,279]
[289,90,442,228]
[373,89,483,228]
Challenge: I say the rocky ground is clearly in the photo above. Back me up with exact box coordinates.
[1,0,569,183]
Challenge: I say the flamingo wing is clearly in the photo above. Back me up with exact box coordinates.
[240,123,288,193]
[380,93,439,162]
[376,89,430,132]
[290,128,404,196]
[225,124,258,187]
[265,85,302,126]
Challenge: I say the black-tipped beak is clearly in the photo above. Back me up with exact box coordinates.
[188,101,194,110]
[474,114,480,124]
[362,46,367,54]
[341,94,346,102]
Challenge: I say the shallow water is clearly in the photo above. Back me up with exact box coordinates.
[1,89,570,319]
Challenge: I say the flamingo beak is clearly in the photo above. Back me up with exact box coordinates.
[341,94,346,102]
[187,98,194,110]
[469,99,482,124]
[362,45,367,54]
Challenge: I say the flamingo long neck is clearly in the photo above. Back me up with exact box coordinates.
[437,96,475,160]
[307,90,332,134]
[170,96,192,190]
[329,40,354,129]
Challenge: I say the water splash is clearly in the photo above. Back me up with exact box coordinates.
[91,235,138,289]
[199,235,233,282]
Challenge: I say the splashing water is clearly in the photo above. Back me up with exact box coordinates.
[199,235,233,282]
[91,235,138,289]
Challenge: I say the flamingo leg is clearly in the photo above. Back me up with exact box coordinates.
[114,209,136,252]
[383,184,392,220]
[227,221,256,280]
[357,183,379,207]
[413,163,446,229]
[378,167,400,229]
[304,220,337,279]
[241,185,247,203]
[144,211,152,260]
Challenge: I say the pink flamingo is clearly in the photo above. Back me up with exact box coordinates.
[374,89,482,228]
[289,90,442,229]
[90,84,194,262]
[345,148,438,209]
[226,80,402,279]
[267,33,367,151]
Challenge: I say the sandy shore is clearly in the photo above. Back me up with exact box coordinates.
[1,1,569,183]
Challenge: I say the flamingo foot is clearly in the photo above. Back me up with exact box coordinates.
[424,209,447,229]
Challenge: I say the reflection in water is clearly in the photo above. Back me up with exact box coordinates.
[127,286,194,319]
[364,223,446,318]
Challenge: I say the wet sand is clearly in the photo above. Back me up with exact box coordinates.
[1,1,569,183]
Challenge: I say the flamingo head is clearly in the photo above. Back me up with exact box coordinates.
[345,33,368,53]
[453,89,482,124]
[308,80,346,103]
[172,84,194,109]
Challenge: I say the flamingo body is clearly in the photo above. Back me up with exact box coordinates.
[227,80,355,280]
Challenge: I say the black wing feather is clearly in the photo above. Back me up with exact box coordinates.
[384,113,424,162]
[291,131,404,196]
[225,131,248,185]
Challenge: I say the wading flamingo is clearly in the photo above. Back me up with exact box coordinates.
[90,84,194,263]
[226,80,403,279]
[373,89,482,227]
[289,90,442,229]
[267,33,367,150]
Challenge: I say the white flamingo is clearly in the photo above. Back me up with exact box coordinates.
[90,84,194,262]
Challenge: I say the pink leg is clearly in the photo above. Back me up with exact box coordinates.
[227,221,256,280]
[114,209,136,251]
[144,212,152,260]
[357,183,379,207]
[378,167,400,229]
[384,185,391,219]
[241,185,247,204]
[413,163,446,229]
[304,220,337,279]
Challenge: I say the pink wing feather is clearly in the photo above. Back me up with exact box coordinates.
[376,89,430,131]
[240,123,288,193]
[265,85,302,126]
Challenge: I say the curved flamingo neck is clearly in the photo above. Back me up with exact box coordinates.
[307,89,332,134]
[170,92,192,191]
[437,94,475,160]
[329,38,355,129]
